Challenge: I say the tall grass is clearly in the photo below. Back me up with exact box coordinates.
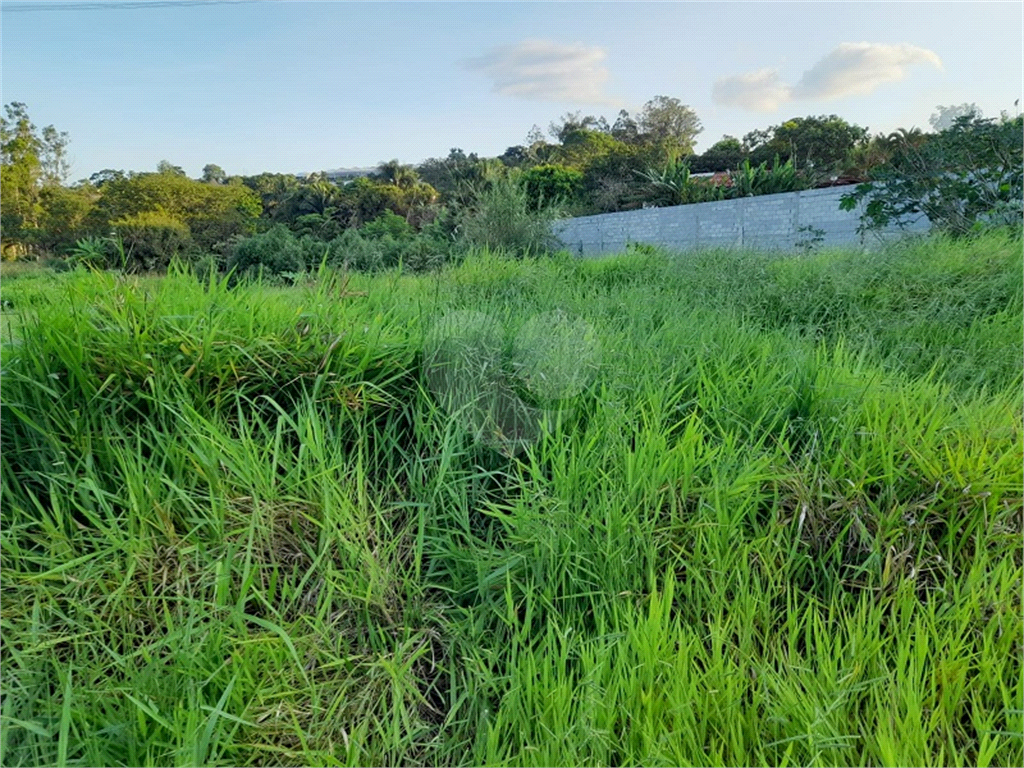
[1,232,1021,766]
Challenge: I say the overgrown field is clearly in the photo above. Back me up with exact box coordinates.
[1,233,1022,767]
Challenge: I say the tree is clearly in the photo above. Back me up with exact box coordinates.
[36,183,98,253]
[930,103,982,132]
[690,136,745,173]
[611,109,640,144]
[156,160,186,176]
[636,96,702,154]
[1,102,72,251]
[744,115,868,177]
[417,148,480,199]
[89,169,127,187]
[111,210,193,272]
[373,159,419,189]
[497,145,532,168]
[1,103,44,244]
[553,129,624,169]
[40,125,70,185]
[344,177,406,227]
[93,171,261,250]
[202,164,227,184]
[580,141,662,213]
[238,172,300,218]
[548,112,609,143]
[841,113,1023,237]
[417,149,503,207]
[522,164,583,210]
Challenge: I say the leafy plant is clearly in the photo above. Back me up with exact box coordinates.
[794,224,826,254]
[0,233,1020,767]
[110,209,193,272]
[68,235,113,269]
[360,210,415,241]
[225,223,318,282]
[457,175,562,256]
[840,114,1024,238]
[522,164,583,211]
[729,155,805,197]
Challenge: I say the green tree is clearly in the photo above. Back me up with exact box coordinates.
[156,160,187,176]
[237,172,300,219]
[417,148,484,201]
[841,114,1023,237]
[553,129,624,169]
[690,136,746,173]
[202,164,227,184]
[93,171,261,250]
[373,159,419,189]
[580,141,663,213]
[497,145,532,168]
[744,115,868,177]
[1,102,72,254]
[39,124,70,185]
[89,169,127,187]
[611,109,641,144]
[1,104,43,249]
[111,209,193,272]
[522,164,583,210]
[548,112,609,143]
[36,183,99,253]
[361,209,415,240]
[637,96,703,154]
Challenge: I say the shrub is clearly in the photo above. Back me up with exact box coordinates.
[110,209,193,272]
[522,164,583,211]
[67,235,114,269]
[225,224,321,282]
[360,210,415,241]
[728,156,807,197]
[325,228,386,272]
[458,175,562,256]
[841,114,1024,238]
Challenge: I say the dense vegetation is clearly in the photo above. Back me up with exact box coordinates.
[3,99,1020,276]
[1,232,1021,766]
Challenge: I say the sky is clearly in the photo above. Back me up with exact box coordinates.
[2,0,1021,180]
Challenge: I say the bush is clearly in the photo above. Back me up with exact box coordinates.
[458,175,562,256]
[522,164,583,211]
[110,209,193,272]
[841,114,1024,238]
[325,228,386,272]
[326,226,448,273]
[67,235,115,270]
[360,210,415,241]
[222,222,454,281]
[225,224,326,282]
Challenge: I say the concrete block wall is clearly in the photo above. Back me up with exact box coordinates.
[553,186,931,257]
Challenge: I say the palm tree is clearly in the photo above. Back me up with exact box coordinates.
[885,127,928,152]
[375,160,419,190]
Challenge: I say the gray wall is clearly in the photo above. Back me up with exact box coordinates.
[553,186,930,256]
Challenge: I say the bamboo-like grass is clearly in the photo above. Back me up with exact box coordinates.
[1,232,1021,766]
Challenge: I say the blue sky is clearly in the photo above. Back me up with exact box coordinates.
[2,0,1021,179]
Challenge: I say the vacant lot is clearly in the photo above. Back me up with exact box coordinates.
[1,233,1021,767]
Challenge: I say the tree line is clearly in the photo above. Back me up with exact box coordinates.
[1,98,1020,275]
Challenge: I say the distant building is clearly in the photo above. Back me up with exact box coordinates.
[294,167,376,183]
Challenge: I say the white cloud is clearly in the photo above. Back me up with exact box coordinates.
[713,42,942,113]
[792,42,943,100]
[712,69,791,113]
[464,39,614,105]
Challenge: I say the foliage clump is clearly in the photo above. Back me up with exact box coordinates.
[840,113,1024,238]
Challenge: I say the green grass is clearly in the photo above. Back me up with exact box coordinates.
[1,233,1021,767]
